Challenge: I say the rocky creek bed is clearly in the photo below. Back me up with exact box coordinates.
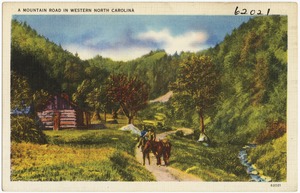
[238,144,272,182]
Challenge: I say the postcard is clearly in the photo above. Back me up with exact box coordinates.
[2,1,298,192]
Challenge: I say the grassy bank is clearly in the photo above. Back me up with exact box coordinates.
[248,134,287,181]
[168,134,249,181]
[11,127,155,181]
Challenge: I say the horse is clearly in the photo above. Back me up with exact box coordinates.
[137,136,151,165]
[142,139,171,166]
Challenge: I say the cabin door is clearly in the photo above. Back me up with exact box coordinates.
[53,111,60,131]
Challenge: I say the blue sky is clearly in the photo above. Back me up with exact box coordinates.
[13,15,252,61]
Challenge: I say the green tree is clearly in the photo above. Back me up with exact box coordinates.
[107,74,149,124]
[11,72,32,110]
[171,55,219,139]
[72,66,110,123]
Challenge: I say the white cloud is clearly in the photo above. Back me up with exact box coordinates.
[63,44,100,60]
[100,47,153,61]
[64,44,152,61]
[64,28,209,61]
[137,28,209,54]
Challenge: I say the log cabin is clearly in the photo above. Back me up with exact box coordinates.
[37,93,85,130]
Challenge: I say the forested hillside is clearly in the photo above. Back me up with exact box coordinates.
[89,50,181,99]
[11,20,89,96]
[204,16,287,144]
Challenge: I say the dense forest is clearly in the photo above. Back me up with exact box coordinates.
[11,16,287,181]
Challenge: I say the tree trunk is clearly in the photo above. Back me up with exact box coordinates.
[96,110,101,121]
[128,116,133,124]
[85,112,90,127]
[112,110,118,119]
[92,110,101,121]
[120,103,133,124]
[104,110,107,122]
[198,110,211,143]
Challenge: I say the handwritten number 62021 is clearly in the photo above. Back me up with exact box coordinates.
[235,6,270,15]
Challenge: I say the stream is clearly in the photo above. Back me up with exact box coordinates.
[238,144,272,182]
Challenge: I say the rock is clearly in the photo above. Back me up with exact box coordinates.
[258,170,264,175]
[261,175,272,182]
[241,160,251,167]
[246,166,256,173]
[250,174,262,182]
[198,133,209,142]
[252,164,257,170]
[248,170,258,175]
[119,124,141,135]
[243,144,257,149]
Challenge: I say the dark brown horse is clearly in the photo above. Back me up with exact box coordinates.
[138,137,150,165]
[142,139,171,166]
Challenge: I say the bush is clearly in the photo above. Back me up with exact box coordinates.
[193,129,201,140]
[254,120,286,144]
[175,130,184,137]
[11,116,47,144]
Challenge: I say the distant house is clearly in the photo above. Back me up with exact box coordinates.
[37,93,85,130]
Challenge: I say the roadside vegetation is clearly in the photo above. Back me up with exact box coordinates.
[168,134,249,181]
[11,123,155,181]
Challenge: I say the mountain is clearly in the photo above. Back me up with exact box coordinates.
[89,50,181,99]
[204,16,287,144]
[11,19,88,95]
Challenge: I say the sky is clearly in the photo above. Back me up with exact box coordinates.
[13,15,252,61]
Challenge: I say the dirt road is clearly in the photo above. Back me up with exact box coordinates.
[135,129,203,181]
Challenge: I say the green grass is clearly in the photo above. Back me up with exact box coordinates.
[168,135,249,181]
[11,126,155,181]
[248,134,287,181]
[44,128,138,155]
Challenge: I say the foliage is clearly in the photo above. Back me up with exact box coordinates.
[11,116,47,144]
[11,128,155,181]
[107,74,149,124]
[45,128,137,155]
[71,66,110,123]
[248,134,287,181]
[169,134,248,181]
[11,142,155,181]
[175,130,184,137]
[11,72,33,109]
[168,93,199,128]
[89,50,180,99]
[11,19,88,95]
[206,16,287,144]
[11,71,51,115]
[171,54,219,134]
[254,120,286,144]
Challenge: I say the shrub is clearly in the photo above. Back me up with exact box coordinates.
[193,129,201,140]
[175,130,184,137]
[11,116,47,144]
[255,120,286,144]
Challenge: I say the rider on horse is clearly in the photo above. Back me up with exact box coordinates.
[148,127,156,141]
[138,125,157,150]
[138,125,148,150]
